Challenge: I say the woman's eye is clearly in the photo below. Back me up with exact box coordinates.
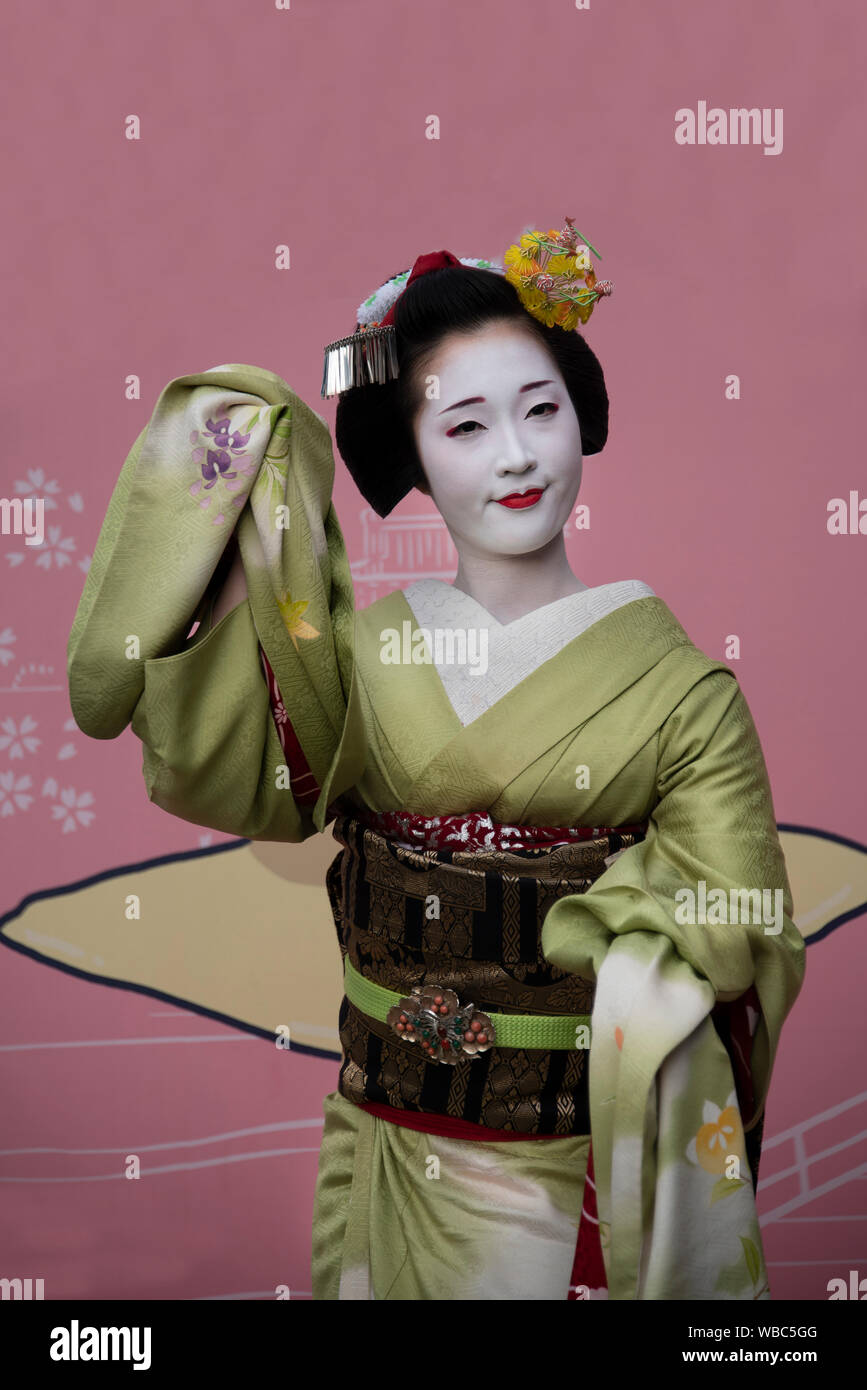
[446,420,483,437]
[445,403,558,438]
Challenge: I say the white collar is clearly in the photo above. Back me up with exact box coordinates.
[400,578,656,725]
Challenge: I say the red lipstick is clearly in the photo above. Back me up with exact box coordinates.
[495,487,545,509]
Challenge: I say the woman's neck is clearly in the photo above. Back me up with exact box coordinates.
[452,537,587,625]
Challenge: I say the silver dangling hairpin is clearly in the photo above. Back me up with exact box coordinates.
[321,257,503,399]
[321,325,399,399]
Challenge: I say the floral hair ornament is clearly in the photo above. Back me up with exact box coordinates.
[320,217,612,398]
[503,216,613,331]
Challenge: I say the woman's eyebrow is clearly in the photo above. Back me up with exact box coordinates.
[438,380,555,415]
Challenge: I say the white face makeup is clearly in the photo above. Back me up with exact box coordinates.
[411,322,583,561]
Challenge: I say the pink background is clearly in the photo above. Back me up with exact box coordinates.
[1,0,865,1300]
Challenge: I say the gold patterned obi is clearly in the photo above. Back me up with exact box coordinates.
[324,813,647,1136]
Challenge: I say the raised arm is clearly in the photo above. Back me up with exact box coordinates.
[68,363,361,841]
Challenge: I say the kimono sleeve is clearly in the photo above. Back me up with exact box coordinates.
[541,667,806,1120]
[129,597,318,841]
[67,363,358,842]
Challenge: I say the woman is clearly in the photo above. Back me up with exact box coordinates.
[67,219,805,1300]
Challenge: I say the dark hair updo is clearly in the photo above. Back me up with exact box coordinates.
[334,264,609,518]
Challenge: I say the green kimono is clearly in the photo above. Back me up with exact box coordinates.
[68,364,806,1300]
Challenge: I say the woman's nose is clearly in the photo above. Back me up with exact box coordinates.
[494,423,536,472]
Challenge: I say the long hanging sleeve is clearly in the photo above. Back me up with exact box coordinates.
[68,363,365,839]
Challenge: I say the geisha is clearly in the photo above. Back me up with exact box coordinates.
[67,216,806,1301]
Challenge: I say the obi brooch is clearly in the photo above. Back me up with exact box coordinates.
[387,984,496,1065]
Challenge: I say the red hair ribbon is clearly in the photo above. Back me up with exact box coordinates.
[379,250,463,325]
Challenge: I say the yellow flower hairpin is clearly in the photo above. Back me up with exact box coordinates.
[504,216,613,330]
